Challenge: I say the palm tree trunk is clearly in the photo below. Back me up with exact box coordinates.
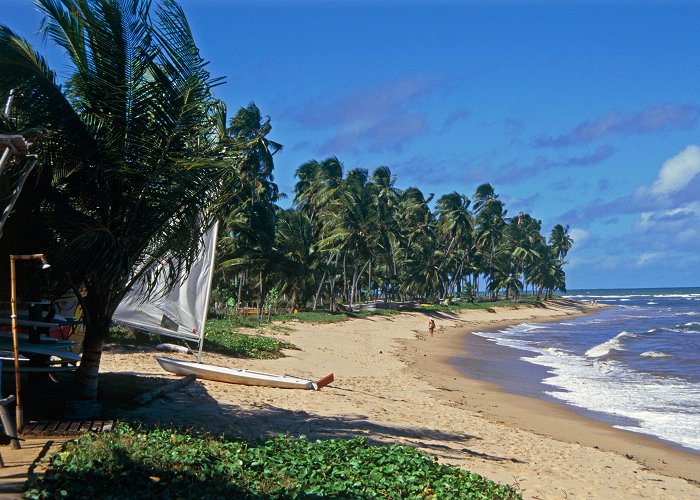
[343,252,348,304]
[236,270,244,315]
[368,260,372,302]
[74,321,107,399]
[259,271,264,319]
[73,283,117,400]
[350,264,358,307]
[313,270,327,311]
[329,275,337,312]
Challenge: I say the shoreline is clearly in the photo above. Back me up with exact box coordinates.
[101,300,699,498]
[399,303,700,485]
[6,300,697,498]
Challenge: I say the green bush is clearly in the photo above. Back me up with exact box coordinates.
[25,425,520,499]
[205,320,296,358]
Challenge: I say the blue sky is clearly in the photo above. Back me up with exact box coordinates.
[4,0,700,289]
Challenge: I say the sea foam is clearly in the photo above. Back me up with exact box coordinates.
[585,332,633,358]
[525,349,700,452]
[640,351,672,358]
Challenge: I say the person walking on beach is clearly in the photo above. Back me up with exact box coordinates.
[428,318,436,336]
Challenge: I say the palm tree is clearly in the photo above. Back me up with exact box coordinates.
[213,102,282,317]
[293,157,345,310]
[225,102,282,205]
[394,187,438,300]
[550,224,573,263]
[435,192,473,299]
[293,157,343,233]
[475,198,507,297]
[318,168,378,306]
[369,166,401,301]
[0,0,237,399]
[472,183,498,215]
[274,208,314,309]
[502,213,543,296]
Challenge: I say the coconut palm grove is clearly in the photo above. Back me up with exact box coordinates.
[0,0,571,402]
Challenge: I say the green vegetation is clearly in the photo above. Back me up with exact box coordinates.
[1,0,248,399]
[216,173,574,316]
[107,322,294,360]
[1,0,572,402]
[25,425,520,499]
[204,320,295,359]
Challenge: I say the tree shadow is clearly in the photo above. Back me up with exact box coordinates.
[26,445,267,499]
[15,370,522,466]
[99,375,520,464]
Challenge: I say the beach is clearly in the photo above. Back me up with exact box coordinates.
[92,300,700,499]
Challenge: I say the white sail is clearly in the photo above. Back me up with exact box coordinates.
[113,223,218,357]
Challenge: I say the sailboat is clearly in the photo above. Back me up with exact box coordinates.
[113,224,219,361]
[155,356,334,390]
[113,223,334,390]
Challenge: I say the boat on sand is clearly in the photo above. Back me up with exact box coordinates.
[155,356,334,390]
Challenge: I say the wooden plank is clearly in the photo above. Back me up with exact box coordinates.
[78,421,93,432]
[21,422,37,435]
[56,421,70,433]
[45,421,61,433]
[32,422,48,433]
[67,421,81,434]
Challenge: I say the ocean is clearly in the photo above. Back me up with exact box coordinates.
[459,287,700,453]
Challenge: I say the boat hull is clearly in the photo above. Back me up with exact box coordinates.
[155,356,318,390]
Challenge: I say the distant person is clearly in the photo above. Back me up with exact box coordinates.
[428,318,436,336]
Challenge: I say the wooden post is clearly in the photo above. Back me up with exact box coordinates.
[9,255,22,433]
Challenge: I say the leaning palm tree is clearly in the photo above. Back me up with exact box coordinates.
[0,0,239,399]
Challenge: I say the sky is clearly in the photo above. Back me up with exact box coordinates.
[3,0,700,290]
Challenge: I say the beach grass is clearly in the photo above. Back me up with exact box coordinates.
[25,424,521,499]
[108,323,295,359]
[204,320,296,358]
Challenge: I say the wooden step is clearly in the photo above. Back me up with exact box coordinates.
[21,419,115,436]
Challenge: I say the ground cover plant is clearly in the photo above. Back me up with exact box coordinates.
[25,425,520,499]
[204,320,296,358]
[107,322,295,360]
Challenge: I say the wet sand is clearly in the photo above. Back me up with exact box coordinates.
[402,308,700,489]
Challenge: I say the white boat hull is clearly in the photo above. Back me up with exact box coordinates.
[155,357,332,390]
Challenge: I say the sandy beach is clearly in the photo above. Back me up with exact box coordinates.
[87,300,699,499]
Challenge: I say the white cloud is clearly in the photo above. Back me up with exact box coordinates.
[636,211,653,230]
[649,145,700,196]
[636,252,664,267]
[568,227,589,245]
[635,202,700,231]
